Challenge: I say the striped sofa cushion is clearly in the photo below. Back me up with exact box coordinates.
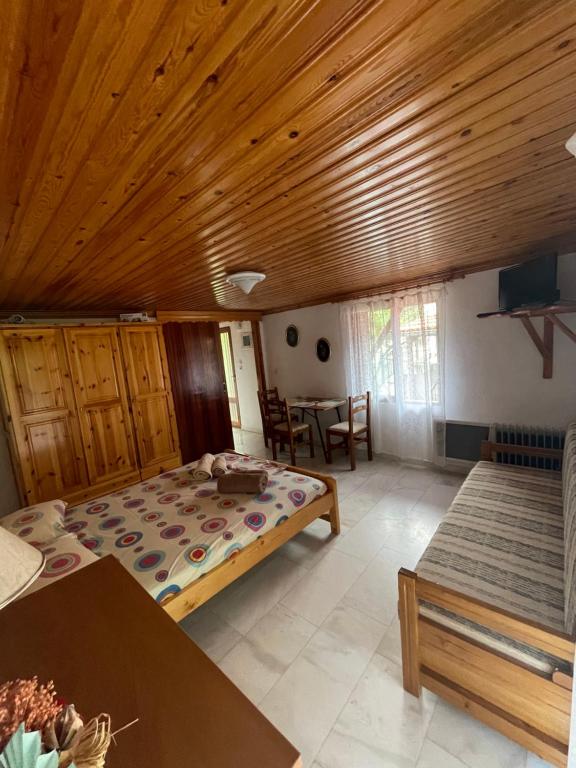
[563,422,576,634]
[417,460,565,632]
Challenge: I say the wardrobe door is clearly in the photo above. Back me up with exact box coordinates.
[0,329,88,504]
[119,325,181,478]
[65,327,139,491]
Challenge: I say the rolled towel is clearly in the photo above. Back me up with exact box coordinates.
[193,453,215,481]
[217,471,268,495]
[212,454,227,477]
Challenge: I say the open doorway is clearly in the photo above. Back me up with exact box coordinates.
[219,321,264,453]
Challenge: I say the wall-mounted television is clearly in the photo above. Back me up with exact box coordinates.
[498,253,559,311]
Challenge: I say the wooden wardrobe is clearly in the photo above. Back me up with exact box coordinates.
[0,324,181,506]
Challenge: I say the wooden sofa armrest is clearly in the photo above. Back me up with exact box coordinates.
[400,568,574,662]
[480,440,564,464]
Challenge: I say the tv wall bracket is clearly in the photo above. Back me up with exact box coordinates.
[477,302,576,379]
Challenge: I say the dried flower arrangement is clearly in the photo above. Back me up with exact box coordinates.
[0,679,112,768]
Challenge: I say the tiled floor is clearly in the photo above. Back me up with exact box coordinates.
[180,428,553,768]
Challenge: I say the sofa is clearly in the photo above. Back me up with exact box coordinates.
[398,421,576,768]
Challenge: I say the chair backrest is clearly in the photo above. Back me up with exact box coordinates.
[562,421,576,634]
[348,391,371,424]
[281,398,294,430]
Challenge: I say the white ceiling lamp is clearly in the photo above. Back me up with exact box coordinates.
[566,131,576,157]
[226,271,266,295]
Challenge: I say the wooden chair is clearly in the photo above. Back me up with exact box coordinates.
[271,398,314,466]
[258,387,283,446]
[326,391,373,470]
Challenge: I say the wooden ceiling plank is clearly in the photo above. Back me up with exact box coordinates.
[48,35,576,301]
[15,0,552,304]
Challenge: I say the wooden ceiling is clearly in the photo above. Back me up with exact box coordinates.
[1,0,576,314]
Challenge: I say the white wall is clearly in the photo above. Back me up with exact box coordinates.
[220,321,262,433]
[263,303,347,433]
[263,254,576,433]
[445,254,576,427]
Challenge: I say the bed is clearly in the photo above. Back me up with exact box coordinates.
[11,452,339,622]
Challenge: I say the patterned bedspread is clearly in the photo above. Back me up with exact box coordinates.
[64,453,327,603]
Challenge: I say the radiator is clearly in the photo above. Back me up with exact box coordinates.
[488,423,565,471]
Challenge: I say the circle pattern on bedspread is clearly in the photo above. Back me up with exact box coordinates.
[185,544,209,566]
[123,498,144,509]
[18,526,33,538]
[156,584,180,603]
[217,498,237,510]
[255,493,275,504]
[155,569,168,582]
[12,510,41,527]
[116,531,143,548]
[143,483,160,492]
[201,517,226,534]
[179,504,200,516]
[86,502,109,515]
[158,493,180,504]
[225,543,242,559]
[44,552,81,578]
[223,531,234,541]
[82,536,103,551]
[288,489,306,507]
[99,516,125,531]
[276,515,289,526]
[160,524,185,540]
[244,512,266,531]
[65,520,88,534]
[195,489,213,498]
[135,551,165,571]
[143,512,163,523]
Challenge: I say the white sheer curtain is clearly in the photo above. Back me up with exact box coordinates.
[340,285,446,463]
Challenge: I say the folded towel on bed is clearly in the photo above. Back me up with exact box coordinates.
[217,471,268,495]
[193,453,215,481]
[212,455,227,477]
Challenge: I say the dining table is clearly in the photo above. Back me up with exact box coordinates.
[287,397,347,460]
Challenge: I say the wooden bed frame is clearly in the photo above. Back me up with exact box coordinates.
[161,455,340,623]
[398,442,574,768]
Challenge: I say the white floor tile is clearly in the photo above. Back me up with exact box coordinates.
[376,616,402,667]
[315,654,437,768]
[278,516,343,570]
[525,753,554,767]
[416,740,468,767]
[219,604,315,704]
[369,487,426,520]
[281,549,367,625]
[179,606,241,662]
[427,700,526,768]
[342,548,406,624]
[211,554,308,634]
[258,602,387,765]
[258,652,355,767]
[302,603,386,688]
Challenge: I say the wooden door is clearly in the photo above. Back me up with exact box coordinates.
[163,322,233,464]
[219,327,241,428]
[0,329,88,504]
[65,327,139,492]
[119,325,181,478]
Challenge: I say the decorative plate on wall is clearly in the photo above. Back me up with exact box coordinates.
[316,337,331,362]
[286,325,299,347]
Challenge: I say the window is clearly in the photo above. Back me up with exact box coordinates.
[373,300,440,404]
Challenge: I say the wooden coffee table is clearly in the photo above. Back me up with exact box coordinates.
[0,556,301,768]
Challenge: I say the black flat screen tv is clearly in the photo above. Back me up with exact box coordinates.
[498,253,559,311]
